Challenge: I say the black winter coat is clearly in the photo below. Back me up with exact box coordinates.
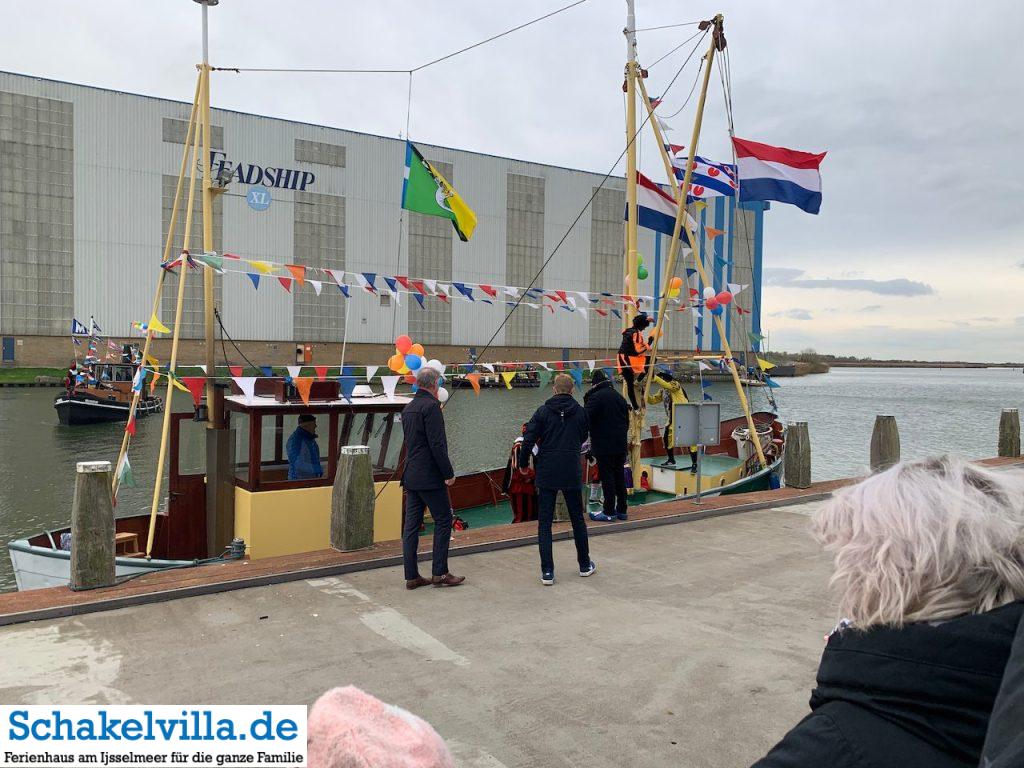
[981,608,1024,768]
[520,393,589,490]
[583,379,629,455]
[399,390,455,490]
[752,600,1024,768]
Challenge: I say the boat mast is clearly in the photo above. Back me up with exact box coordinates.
[623,0,639,329]
[198,0,218,419]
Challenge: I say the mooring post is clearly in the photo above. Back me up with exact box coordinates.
[998,408,1021,458]
[70,461,116,591]
[331,445,375,551]
[784,421,811,489]
[870,415,900,473]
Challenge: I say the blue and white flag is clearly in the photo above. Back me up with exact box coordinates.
[672,155,738,200]
[71,318,89,335]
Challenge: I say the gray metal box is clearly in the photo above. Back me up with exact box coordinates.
[674,402,721,446]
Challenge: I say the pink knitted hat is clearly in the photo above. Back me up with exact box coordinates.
[308,686,455,768]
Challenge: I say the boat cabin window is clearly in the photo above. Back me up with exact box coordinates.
[225,404,404,492]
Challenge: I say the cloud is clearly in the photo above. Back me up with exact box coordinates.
[763,267,934,296]
[861,304,883,312]
[770,308,813,321]
[1016,317,1024,326]
[1017,260,1024,269]
[972,316,999,323]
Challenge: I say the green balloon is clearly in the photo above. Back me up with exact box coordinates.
[638,266,649,280]
[637,254,644,267]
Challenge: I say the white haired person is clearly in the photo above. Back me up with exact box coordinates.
[753,456,1024,768]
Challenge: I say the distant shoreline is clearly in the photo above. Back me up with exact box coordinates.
[828,361,1020,370]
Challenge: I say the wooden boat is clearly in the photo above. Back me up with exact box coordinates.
[54,362,163,425]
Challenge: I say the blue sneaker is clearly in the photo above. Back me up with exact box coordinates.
[541,571,554,586]
[589,511,615,522]
[579,561,597,577]
[616,512,629,521]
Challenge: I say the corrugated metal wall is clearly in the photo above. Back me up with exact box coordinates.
[0,72,762,355]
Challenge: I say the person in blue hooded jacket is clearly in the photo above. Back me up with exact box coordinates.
[287,414,323,480]
[519,373,596,586]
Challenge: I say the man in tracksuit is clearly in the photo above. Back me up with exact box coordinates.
[400,366,465,590]
[519,374,597,585]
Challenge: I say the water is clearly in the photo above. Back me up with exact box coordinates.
[1,367,1021,591]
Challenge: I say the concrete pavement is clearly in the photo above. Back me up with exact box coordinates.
[0,501,834,768]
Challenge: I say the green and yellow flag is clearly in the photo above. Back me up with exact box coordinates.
[401,142,477,241]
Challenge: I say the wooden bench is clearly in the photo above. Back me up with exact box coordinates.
[114,532,143,558]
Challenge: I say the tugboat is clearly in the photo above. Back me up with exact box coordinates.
[54,346,163,426]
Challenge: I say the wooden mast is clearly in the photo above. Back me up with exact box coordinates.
[640,15,769,469]
[111,74,201,498]
[199,0,217,420]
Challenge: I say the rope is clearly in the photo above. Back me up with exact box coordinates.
[214,0,590,76]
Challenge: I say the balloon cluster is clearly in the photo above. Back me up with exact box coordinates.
[637,254,648,281]
[388,335,449,402]
[667,276,683,299]
[702,286,733,316]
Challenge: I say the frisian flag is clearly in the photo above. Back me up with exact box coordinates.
[626,172,698,237]
[672,155,738,200]
[732,137,826,214]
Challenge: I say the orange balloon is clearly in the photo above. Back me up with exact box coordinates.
[669,276,683,290]
[409,343,424,357]
[388,353,404,372]
[395,335,413,354]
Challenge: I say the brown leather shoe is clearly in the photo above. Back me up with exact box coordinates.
[405,577,431,590]
[431,573,466,587]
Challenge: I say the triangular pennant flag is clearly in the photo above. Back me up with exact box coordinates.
[310,280,322,296]
[149,371,160,395]
[698,361,711,371]
[180,376,206,406]
[765,378,781,389]
[537,362,551,371]
[286,365,302,381]
[453,282,475,301]
[703,392,713,401]
[260,365,274,378]
[413,293,426,309]
[125,416,137,436]
[503,286,520,298]
[365,365,379,381]
[480,363,494,373]
[705,227,725,239]
[115,453,137,489]
[437,283,452,296]
[313,365,329,381]
[757,358,776,372]
[148,314,171,334]
[228,365,243,378]
[748,331,765,343]
[248,260,274,274]
[585,360,595,370]
[294,377,314,405]
[423,278,438,295]
[339,375,357,402]
[278,276,293,292]
[479,284,498,298]
[381,375,400,400]
[410,280,428,296]
[339,284,350,298]
[436,293,449,304]
[390,289,402,307]
[595,308,608,317]
[570,369,584,390]
[501,371,516,390]
[727,283,747,296]
[538,369,554,389]
[466,372,481,395]
[395,275,413,291]
[358,273,377,293]
[196,252,224,273]
[383,276,399,293]
[247,273,261,290]
[577,307,588,320]
[234,376,257,404]
[286,264,306,286]
[325,268,346,286]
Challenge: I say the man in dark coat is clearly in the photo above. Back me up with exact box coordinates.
[399,366,464,590]
[519,373,596,585]
[582,368,630,522]
[981,609,1024,767]
[751,599,1024,768]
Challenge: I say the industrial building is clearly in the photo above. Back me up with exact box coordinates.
[0,71,767,368]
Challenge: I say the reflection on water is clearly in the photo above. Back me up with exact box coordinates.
[1,367,1020,591]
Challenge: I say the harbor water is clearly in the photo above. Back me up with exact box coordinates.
[0,367,1020,592]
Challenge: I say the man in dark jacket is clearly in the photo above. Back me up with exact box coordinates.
[520,373,596,585]
[752,600,1024,768]
[582,368,630,522]
[399,367,465,590]
[980,609,1024,767]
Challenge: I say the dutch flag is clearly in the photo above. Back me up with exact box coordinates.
[627,172,698,237]
[732,137,827,214]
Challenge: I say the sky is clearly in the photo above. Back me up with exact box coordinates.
[3,0,1023,362]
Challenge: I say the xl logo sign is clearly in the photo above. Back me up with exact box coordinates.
[247,186,272,212]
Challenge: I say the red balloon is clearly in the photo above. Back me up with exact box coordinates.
[705,297,720,310]
[716,291,733,305]
[404,374,416,385]
[395,335,413,354]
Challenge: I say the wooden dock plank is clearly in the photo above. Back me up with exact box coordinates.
[3,457,1021,626]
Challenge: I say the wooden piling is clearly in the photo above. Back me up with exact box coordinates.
[999,408,1020,458]
[870,415,900,473]
[331,445,375,551]
[784,422,811,489]
[70,461,116,591]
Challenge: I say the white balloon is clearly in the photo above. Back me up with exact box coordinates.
[426,358,445,373]
[419,355,428,370]
[702,286,716,299]
[437,387,450,403]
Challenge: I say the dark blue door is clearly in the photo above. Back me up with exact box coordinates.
[1,337,14,363]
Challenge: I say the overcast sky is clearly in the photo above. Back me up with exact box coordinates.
[5,0,1023,361]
